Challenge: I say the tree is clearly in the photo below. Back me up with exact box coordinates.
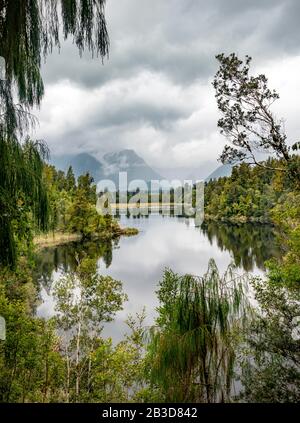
[0,137,49,268]
[0,0,109,137]
[239,277,300,402]
[68,173,102,238]
[90,309,147,403]
[0,288,64,403]
[213,53,299,180]
[66,166,76,192]
[146,261,249,403]
[0,0,110,268]
[53,257,127,401]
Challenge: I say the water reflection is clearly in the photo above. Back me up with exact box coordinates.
[200,221,281,271]
[34,239,118,295]
[35,215,282,341]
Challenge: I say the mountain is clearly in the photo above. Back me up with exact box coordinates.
[52,153,104,181]
[51,150,233,188]
[102,149,161,185]
[51,149,161,188]
[205,164,232,181]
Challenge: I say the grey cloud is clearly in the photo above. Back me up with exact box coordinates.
[41,0,300,89]
[36,0,300,169]
[85,101,191,131]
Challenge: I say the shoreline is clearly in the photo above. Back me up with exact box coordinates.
[34,226,139,249]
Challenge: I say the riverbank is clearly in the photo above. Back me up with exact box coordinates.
[204,214,272,224]
[34,226,139,249]
[110,203,273,224]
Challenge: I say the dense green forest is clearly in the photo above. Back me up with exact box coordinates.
[204,158,300,223]
[43,163,137,240]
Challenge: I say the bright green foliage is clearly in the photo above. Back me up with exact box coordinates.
[42,166,116,239]
[0,280,64,402]
[67,173,106,238]
[267,227,300,288]
[204,158,299,222]
[264,189,300,289]
[90,310,146,403]
[66,166,76,193]
[43,164,72,233]
[146,260,249,403]
[91,339,142,402]
[0,260,38,314]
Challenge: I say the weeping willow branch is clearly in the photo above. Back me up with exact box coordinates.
[0,136,49,268]
[0,1,110,267]
[0,0,109,136]
[146,260,250,403]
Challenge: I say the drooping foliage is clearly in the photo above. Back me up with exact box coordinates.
[0,0,109,136]
[146,260,249,402]
[0,0,109,268]
[0,136,49,268]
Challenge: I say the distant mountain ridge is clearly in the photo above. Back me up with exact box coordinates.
[205,164,232,181]
[51,150,233,187]
[103,149,161,185]
[51,149,161,187]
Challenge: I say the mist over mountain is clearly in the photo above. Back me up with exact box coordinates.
[102,149,161,185]
[52,153,105,181]
[51,149,230,187]
[51,149,161,187]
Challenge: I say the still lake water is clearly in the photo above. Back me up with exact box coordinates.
[36,215,281,342]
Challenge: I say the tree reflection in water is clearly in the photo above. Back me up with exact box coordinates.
[200,221,282,271]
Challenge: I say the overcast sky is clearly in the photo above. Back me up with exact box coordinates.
[33,0,300,172]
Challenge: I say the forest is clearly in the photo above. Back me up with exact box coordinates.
[0,0,299,404]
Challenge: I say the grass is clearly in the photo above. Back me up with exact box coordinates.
[34,232,82,248]
[34,226,139,248]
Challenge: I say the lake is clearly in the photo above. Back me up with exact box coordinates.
[35,215,281,342]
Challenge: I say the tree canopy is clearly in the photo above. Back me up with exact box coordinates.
[213,53,299,180]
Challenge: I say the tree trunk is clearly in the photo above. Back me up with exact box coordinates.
[75,318,82,400]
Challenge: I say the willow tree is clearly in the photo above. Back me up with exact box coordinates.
[0,0,109,136]
[146,260,249,403]
[0,137,50,268]
[0,1,109,267]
